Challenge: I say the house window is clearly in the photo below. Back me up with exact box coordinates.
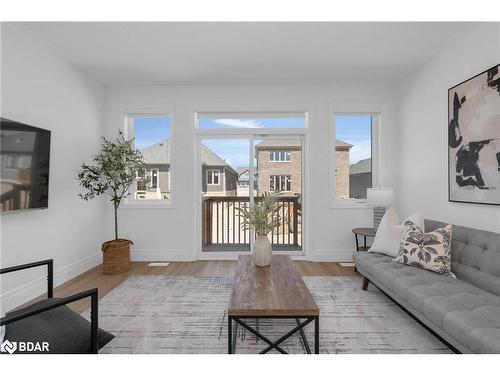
[125,113,172,203]
[151,168,159,189]
[207,169,220,185]
[270,175,291,192]
[269,151,291,162]
[136,169,147,192]
[333,113,377,202]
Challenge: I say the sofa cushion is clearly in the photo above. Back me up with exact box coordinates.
[4,298,114,354]
[354,251,500,353]
[394,222,454,277]
[425,220,500,297]
[369,209,424,257]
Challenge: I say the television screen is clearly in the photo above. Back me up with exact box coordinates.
[0,118,51,212]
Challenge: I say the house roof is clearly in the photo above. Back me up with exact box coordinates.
[237,167,250,181]
[139,139,171,164]
[349,158,372,175]
[140,138,237,174]
[255,139,352,149]
[237,167,249,175]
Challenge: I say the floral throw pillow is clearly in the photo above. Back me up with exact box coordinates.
[394,221,455,277]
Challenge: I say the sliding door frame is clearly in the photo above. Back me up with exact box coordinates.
[194,114,310,261]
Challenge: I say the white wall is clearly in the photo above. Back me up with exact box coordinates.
[104,83,398,262]
[0,24,107,311]
[395,23,500,233]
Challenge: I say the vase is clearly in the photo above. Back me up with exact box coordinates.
[253,235,272,267]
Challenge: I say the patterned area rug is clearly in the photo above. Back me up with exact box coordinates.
[84,276,452,354]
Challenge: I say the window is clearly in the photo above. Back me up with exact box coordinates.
[269,151,291,162]
[136,169,147,191]
[150,168,159,189]
[197,113,306,129]
[333,113,378,202]
[207,169,220,185]
[270,175,291,192]
[125,113,172,203]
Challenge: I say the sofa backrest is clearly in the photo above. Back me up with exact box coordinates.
[425,219,500,297]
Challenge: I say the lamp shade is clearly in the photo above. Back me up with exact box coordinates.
[367,187,394,207]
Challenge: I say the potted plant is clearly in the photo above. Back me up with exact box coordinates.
[77,132,147,274]
[237,192,282,267]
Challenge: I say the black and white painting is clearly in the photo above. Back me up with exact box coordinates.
[449,64,500,206]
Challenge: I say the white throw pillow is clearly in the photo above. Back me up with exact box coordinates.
[369,208,424,257]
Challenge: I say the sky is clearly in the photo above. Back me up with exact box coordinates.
[133,117,171,150]
[335,115,372,165]
[134,116,371,168]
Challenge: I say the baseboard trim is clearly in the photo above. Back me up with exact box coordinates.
[131,249,195,262]
[309,249,355,262]
[2,252,102,311]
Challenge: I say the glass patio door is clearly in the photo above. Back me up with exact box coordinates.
[200,138,252,253]
[196,112,306,255]
[253,136,303,252]
[199,135,303,253]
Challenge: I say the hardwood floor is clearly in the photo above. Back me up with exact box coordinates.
[27,260,356,314]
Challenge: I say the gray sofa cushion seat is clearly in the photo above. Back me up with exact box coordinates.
[354,251,500,353]
[426,220,500,297]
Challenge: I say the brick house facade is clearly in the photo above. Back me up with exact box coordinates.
[334,141,352,199]
[255,139,352,197]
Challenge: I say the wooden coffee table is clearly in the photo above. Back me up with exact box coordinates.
[227,255,320,354]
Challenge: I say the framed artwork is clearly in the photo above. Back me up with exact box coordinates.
[448,64,500,206]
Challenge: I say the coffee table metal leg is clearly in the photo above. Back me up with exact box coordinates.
[314,317,319,354]
[232,319,238,352]
[296,318,311,354]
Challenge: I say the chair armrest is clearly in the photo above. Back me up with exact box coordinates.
[1,288,99,353]
[0,259,54,298]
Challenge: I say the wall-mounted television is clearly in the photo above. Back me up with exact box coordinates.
[0,118,51,212]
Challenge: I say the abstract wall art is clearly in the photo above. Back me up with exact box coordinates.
[448,64,500,205]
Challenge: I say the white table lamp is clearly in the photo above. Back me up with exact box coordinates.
[367,187,394,229]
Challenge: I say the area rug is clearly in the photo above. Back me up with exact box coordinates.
[83,276,452,354]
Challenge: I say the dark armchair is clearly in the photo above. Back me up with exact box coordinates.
[1,259,113,354]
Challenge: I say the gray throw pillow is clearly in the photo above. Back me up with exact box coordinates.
[394,221,455,277]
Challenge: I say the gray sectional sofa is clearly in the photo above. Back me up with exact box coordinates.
[353,219,500,354]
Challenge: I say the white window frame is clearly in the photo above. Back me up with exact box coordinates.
[330,107,381,208]
[269,175,292,193]
[269,151,291,162]
[122,109,175,208]
[206,169,221,186]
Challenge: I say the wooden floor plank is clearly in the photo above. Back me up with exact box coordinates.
[19,260,355,314]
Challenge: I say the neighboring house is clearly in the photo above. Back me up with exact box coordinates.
[254,139,352,197]
[237,167,250,196]
[138,139,238,199]
[334,140,353,199]
[349,158,372,199]
[138,139,172,200]
[201,144,238,196]
[236,166,257,196]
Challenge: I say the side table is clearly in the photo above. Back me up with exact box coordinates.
[352,227,376,271]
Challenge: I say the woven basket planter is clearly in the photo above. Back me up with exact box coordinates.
[101,239,132,274]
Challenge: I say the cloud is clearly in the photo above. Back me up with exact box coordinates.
[214,119,263,128]
[348,140,372,165]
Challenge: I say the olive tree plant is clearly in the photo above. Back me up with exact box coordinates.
[77,132,147,240]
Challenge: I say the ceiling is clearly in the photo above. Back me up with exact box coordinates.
[21,22,477,85]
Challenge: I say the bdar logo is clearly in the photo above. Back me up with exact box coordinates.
[1,339,17,354]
